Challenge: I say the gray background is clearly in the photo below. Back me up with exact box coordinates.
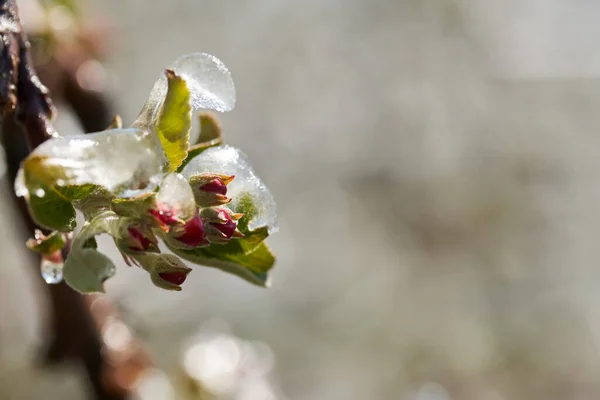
[3,0,600,399]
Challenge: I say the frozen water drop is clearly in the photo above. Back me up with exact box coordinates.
[41,259,64,284]
[169,53,236,113]
[21,128,164,197]
[182,146,277,233]
[34,188,45,198]
[157,173,196,221]
[134,53,236,128]
[14,168,28,197]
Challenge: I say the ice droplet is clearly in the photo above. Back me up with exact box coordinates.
[34,188,45,198]
[157,173,196,221]
[41,259,63,284]
[21,128,164,197]
[181,146,278,233]
[134,53,236,128]
[168,53,236,113]
[14,168,28,197]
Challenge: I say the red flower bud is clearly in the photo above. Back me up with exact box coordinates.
[189,173,234,207]
[149,205,180,229]
[201,206,244,243]
[158,271,187,286]
[200,178,228,195]
[171,213,207,248]
[127,226,152,251]
[120,223,159,255]
[211,217,237,238]
[143,253,192,291]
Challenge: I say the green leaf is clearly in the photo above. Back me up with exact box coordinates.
[27,186,76,232]
[72,211,122,247]
[63,248,116,293]
[56,184,112,219]
[167,191,275,286]
[83,236,98,249]
[63,211,121,293]
[197,112,223,144]
[167,238,274,287]
[26,231,66,255]
[54,183,104,201]
[155,69,191,171]
[21,155,76,231]
[112,191,156,219]
[22,154,69,188]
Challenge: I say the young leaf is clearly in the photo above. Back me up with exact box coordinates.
[27,186,76,232]
[72,211,122,245]
[27,230,66,255]
[112,191,156,219]
[167,239,274,287]
[154,70,192,171]
[63,211,121,293]
[54,183,105,201]
[197,112,223,144]
[56,184,112,219]
[16,129,164,196]
[63,248,116,293]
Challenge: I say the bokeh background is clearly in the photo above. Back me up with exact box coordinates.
[3,0,600,399]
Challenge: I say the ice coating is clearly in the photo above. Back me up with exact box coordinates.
[135,53,236,128]
[181,146,278,233]
[169,53,236,112]
[157,173,196,220]
[16,128,164,197]
[14,168,27,197]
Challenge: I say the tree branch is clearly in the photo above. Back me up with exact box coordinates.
[0,0,56,147]
[1,1,151,398]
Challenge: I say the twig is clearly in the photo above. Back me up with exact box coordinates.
[1,1,150,398]
[0,0,56,147]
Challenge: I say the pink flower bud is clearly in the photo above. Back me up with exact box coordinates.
[189,173,234,207]
[149,205,181,229]
[212,217,237,238]
[146,254,192,291]
[158,272,187,285]
[127,227,152,251]
[171,213,208,248]
[122,224,159,254]
[200,178,228,195]
[201,206,244,244]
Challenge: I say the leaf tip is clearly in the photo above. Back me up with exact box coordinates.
[164,68,177,79]
[107,115,123,129]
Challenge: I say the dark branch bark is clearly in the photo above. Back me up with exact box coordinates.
[0,0,56,147]
[0,1,150,399]
[0,0,20,111]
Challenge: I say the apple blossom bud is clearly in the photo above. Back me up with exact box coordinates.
[189,173,234,207]
[200,206,244,244]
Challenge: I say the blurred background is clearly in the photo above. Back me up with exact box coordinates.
[3,0,600,399]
